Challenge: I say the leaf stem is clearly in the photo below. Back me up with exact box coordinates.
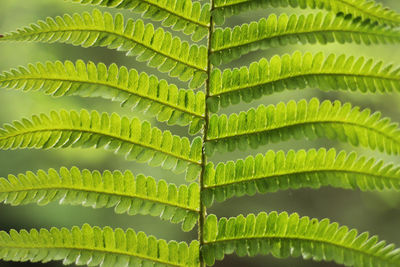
[199,1,214,266]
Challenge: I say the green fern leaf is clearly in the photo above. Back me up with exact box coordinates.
[0,167,200,231]
[211,13,400,65]
[0,224,200,266]
[0,60,205,134]
[202,148,400,206]
[212,0,400,27]
[206,98,400,156]
[203,212,400,266]
[208,51,400,111]
[0,110,203,181]
[70,0,211,41]
[0,9,208,88]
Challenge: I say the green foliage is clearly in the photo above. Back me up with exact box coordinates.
[0,110,203,180]
[206,98,400,156]
[0,167,200,231]
[209,51,400,111]
[211,12,400,65]
[1,0,400,266]
[203,212,400,266]
[0,224,200,266]
[203,148,400,206]
[70,0,211,41]
[212,0,400,26]
[0,60,206,134]
[0,9,208,88]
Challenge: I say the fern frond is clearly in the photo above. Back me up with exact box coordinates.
[203,212,400,266]
[208,51,400,111]
[0,110,203,181]
[0,9,208,88]
[212,0,400,27]
[211,13,400,65]
[202,148,400,206]
[0,60,205,134]
[0,167,200,231]
[206,98,400,157]
[0,224,200,266]
[70,0,211,41]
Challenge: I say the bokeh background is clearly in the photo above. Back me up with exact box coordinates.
[1,0,400,266]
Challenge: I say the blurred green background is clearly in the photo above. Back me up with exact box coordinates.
[1,0,400,266]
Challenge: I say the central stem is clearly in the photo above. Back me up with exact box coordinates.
[199,2,214,266]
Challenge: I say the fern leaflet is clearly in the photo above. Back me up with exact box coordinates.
[0,110,203,181]
[0,224,200,266]
[69,0,211,41]
[211,13,400,65]
[208,51,400,111]
[202,148,400,206]
[206,98,400,156]
[203,212,400,266]
[0,9,208,88]
[0,60,205,134]
[0,167,200,231]
[212,0,400,27]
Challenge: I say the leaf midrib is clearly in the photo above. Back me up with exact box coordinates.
[204,167,399,189]
[0,75,205,118]
[0,127,202,166]
[210,71,400,97]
